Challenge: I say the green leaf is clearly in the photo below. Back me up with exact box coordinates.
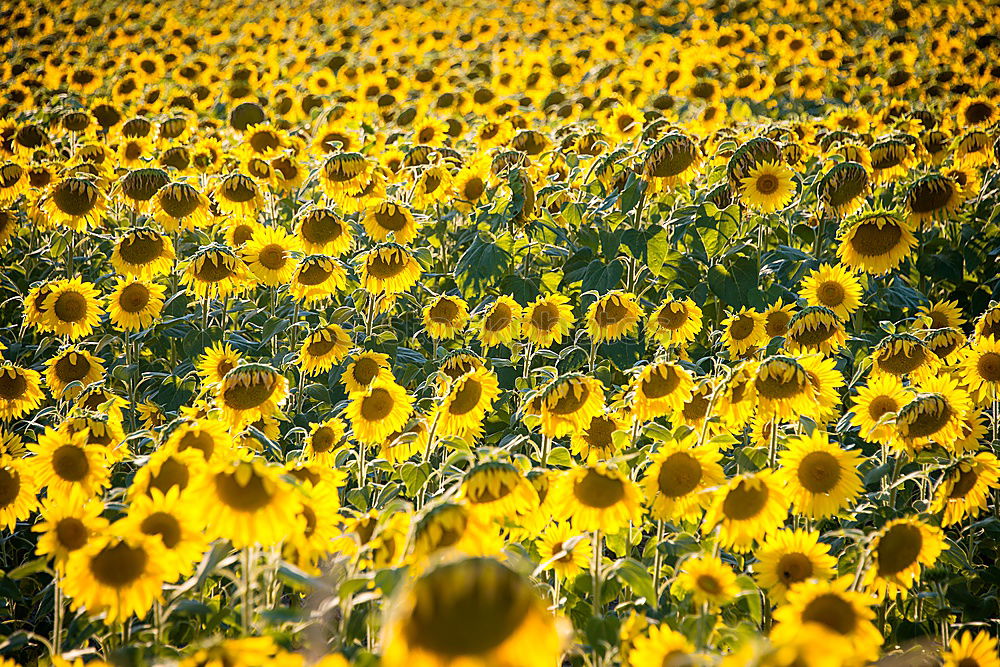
[7,557,48,580]
[612,558,657,603]
[399,462,431,495]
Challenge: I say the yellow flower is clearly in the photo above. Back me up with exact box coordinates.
[930,452,1000,527]
[836,209,916,276]
[721,307,766,358]
[647,298,703,348]
[776,430,863,519]
[763,297,796,340]
[154,181,211,231]
[536,522,592,580]
[895,374,971,454]
[739,160,796,212]
[784,306,847,356]
[549,463,643,534]
[457,461,538,521]
[570,411,628,462]
[631,362,694,422]
[672,554,740,610]
[121,486,208,581]
[437,366,501,442]
[850,374,909,447]
[942,631,1000,667]
[798,263,862,319]
[0,363,44,421]
[642,435,725,523]
[586,291,642,343]
[342,351,392,393]
[0,456,38,530]
[538,374,606,438]
[296,206,353,256]
[107,278,166,331]
[41,176,106,231]
[215,364,289,429]
[754,529,837,603]
[363,199,420,244]
[28,426,110,498]
[181,245,255,299]
[863,517,945,600]
[818,160,869,217]
[752,356,816,421]
[241,225,301,286]
[359,244,420,295]
[522,293,575,347]
[958,336,1000,404]
[111,227,176,278]
[42,278,105,340]
[423,295,470,340]
[628,624,696,667]
[289,255,347,304]
[196,341,242,386]
[298,324,351,376]
[703,470,788,552]
[212,172,266,217]
[33,489,108,570]
[478,296,523,349]
[346,379,413,444]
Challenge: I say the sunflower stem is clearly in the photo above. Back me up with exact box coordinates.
[591,529,603,617]
[652,519,664,607]
[241,546,254,635]
[52,570,63,653]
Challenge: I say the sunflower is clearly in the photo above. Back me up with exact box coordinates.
[109,227,174,279]
[836,209,917,275]
[0,455,38,529]
[930,452,1000,526]
[716,362,758,428]
[739,160,796,212]
[586,291,642,344]
[958,336,1000,405]
[438,367,500,442]
[703,470,788,552]
[107,277,166,331]
[0,161,28,204]
[818,161,870,217]
[289,255,347,304]
[319,152,373,201]
[770,579,882,666]
[628,624,697,667]
[296,207,353,256]
[241,226,300,286]
[976,306,1000,341]
[776,430,863,519]
[299,324,351,376]
[478,296,523,349]
[942,631,1000,667]
[798,264,862,320]
[359,244,421,295]
[850,374,909,446]
[457,461,538,521]
[129,447,204,499]
[64,412,127,463]
[869,138,915,183]
[196,341,242,386]
[0,363,44,420]
[41,176,106,231]
[642,132,702,188]
[906,173,965,224]
[754,355,820,420]
[382,416,429,464]
[28,426,110,497]
[631,361,694,421]
[62,531,167,624]
[213,173,266,217]
[0,208,19,249]
[33,490,108,569]
[116,167,171,212]
[192,456,300,548]
[533,522,594,586]
[40,278,104,340]
[122,486,207,581]
[647,298,703,348]
[363,199,420,244]
[342,351,392,393]
[346,379,413,444]
[722,307,767,358]
[549,463,642,534]
[381,557,560,667]
[870,333,939,380]
[642,436,725,523]
[863,517,945,599]
[784,306,847,355]
[762,297,796,340]
[158,185,211,233]
[423,295,470,340]
[570,411,628,462]
[754,529,837,603]
[216,364,289,429]
[673,554,739,611]
[181,244,254,299]
[518,293,573,347]
[538,373,606,438]
[303,417,348,464]
[895,375,971,453]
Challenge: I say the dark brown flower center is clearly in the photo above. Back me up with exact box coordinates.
[119,283,150,313]
[140,511,182,549]
[657,451,702,497]
[573,469,625,508]
[214,468,273,511]
[797,451,842,493]
[877,523,923,576]
[777,552,814,585]
[54,291,88,323]
[89,541,148,588]
[801,593,857,635]
[722,478,769,520]
[52,444,90,481]
[360,387,394,421]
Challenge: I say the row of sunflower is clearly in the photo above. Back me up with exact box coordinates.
[1,0,1000,666]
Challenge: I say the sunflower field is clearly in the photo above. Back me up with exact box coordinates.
[2,0,1000,665]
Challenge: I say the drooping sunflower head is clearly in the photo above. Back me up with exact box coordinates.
[363,199,419,244]
[478,296,523,349]
[296,207,352,256]
[785,306,847,355]
[155,181,211,231]
[423,295,470,341]
[117,167,170,210]
[648,298,703,347]
[837,209,916,275]
[182,244,253,299]
[360,244,420,296]
[212,172,265,217]
[818,160,870,217]
[112,227,175,278]
[895,378,970,452]
[726,136,782,187]
[288,254,347,304]
[871,333,938,379]
[642,132,701,186]
[538,373,606,438]
[905,173,964,224]
[320,151,372,198]
[298,324,351,377]
[868,137,915,183]
[216,363,288,428]
[42,175,106,231]
[550,463,642,534]
[458,460,537,520]
[586,291,642,343]
[753,355,815,420]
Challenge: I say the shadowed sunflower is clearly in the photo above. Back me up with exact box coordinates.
[570,411,628,462]
[116,167,170,212]
[129,448,203,500]
[242,226,301,286]
[869,138,915,183]
[0,363,43,420]
[798,263,862,320]
[586,291,642,343]
[818,161,870,217]
[871,333,939,380]
[162,418,233,462]
[346,379,413,444]
[550,463,642,533]
[364,199,419,244]
[850,374,909,447]
[753,356,816,420]
[631,361,694,421]
[437,367,500,442]
[108,278,165,331]
[717,362,758,429]
[41,278,104,340]
[958,336,1000,404]
[643,132,702,189]
[458,461,538,521]
[33,490,108,570]
[155,182,211,231]
[538,373,606,438]
[771,579,882,665]
[836,209,916,275]
[296,207,353,255]
[478,296,523,349]
[703,470,788,551]
[942,631,1000,667]
[975,305,1000,342]
[763,298,796,340]
[381,558,560,667]
[423,295,470,340]
[722,307,766,358]
[785,306,847,355]
[41,176,106,231]
[122,486,208,581]
[320,152,373,202]
[193,457,300,547]
[0,456,38,530]
[381,416,429,464]
[740,160,796,212]
[216,364,288,429]
[196,341,242,386]
[181,244,254,299]
[895,375,970,453]
[522,293,575,347]
[776,430,863,519]
[754,529,836,603]
[906,173,964,224]
[642,436,725,523]
[863,517,945,599]
[0,161,28,205]
[289,255,347,304]
[213,173,266,217]
[62,531,167,624]
[360,244,420,295]
[931,452,1000,526]
[926,328,967,363]
[111,228,175,279]
[409,501,503,567]
[647,298,703,348]
[45,346,104,399]
[673,554,739,611]
[299,324,351,376]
